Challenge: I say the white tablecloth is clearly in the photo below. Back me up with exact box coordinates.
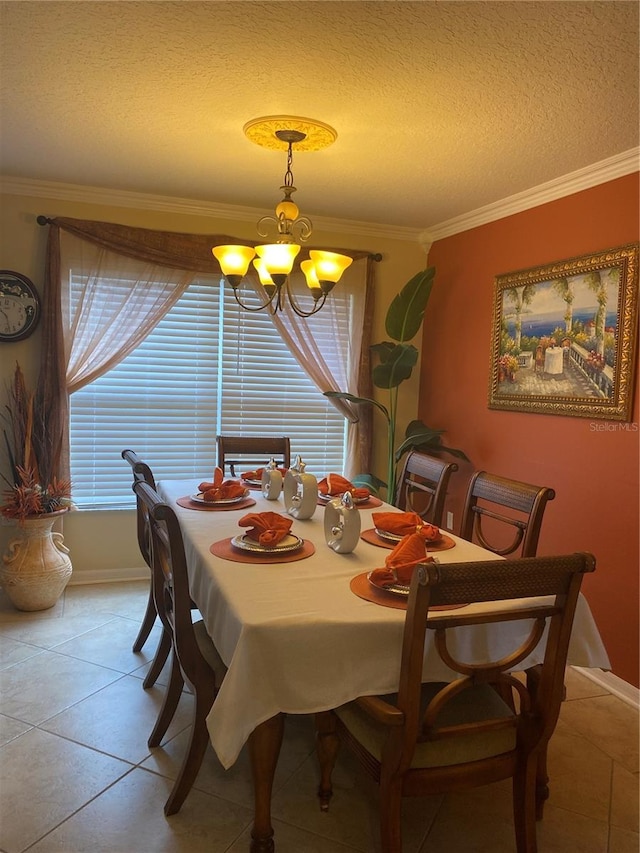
[158,479,610,769]
[544,346,564,374]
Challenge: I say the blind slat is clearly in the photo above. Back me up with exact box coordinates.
[69,277,347,508]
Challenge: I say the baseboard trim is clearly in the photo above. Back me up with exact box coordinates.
[67,566,148,585]
[571,665,639,710]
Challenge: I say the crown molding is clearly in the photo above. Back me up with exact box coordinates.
[421,147,640,244]
[0,176,422,243]
[3,148,638,246]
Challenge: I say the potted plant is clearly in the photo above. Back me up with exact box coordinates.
[325,268,468,501]
[1,363,73,610]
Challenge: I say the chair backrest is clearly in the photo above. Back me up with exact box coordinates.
[122,449,157,568]
[394,451,459,526]
[216,435,291,476]
[459,470,555,558]
[395,552,595,763]
[133,479,219,691]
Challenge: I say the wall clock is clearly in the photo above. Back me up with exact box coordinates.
[0,270,41,342]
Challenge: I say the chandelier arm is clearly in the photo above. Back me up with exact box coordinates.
[230,285,279,313]
[256,215,279,241]
[284,278,328,318]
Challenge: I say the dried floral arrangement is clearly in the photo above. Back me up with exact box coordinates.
[1,363,72,521]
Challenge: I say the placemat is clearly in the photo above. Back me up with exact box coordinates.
[177,496,257,512]
[350,571,467,612]
[210,537,316,564]
[360,528,456,551]
[317,496,383,509]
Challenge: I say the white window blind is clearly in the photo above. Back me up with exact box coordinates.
[69,276,347,509]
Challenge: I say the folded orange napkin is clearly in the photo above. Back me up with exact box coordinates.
[372,511,441,542]
[241,467,288,481]
[238,511,293,546]
[318,473,370,500]
[198,467,246,502]
[369,532,433,587]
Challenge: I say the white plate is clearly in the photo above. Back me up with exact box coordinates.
[241,478,262,486]
[318,492,369,504]
[374,527,403,543]
[230,533,303,554]
[191,491,248,505]
[375,527,444,545]
[367,571,409,597]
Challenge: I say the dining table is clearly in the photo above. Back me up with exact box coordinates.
[157,477,611,853]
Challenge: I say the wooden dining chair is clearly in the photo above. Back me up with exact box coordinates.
[122,449,173,689]
[216,435,291,477]
[315,552,596,853]
[134,479,227,816]
[394,451,459,526]
[459,470,556,558]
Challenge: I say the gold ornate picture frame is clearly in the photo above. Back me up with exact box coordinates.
[488,243,638,421]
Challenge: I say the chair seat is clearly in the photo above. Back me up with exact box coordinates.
[336,682,516,769]
[193,620,227,683]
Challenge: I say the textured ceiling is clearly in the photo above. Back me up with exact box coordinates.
[0,1,638,230]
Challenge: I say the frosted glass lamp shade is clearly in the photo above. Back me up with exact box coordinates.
[212,245,256,286]
[301,260,322,299]
[255,243,300,275]
[309,250,353,289]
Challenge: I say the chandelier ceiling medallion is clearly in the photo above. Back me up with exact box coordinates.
[212,116,354,317]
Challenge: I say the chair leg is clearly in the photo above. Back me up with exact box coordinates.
[378,773,403,853]
[142,626,171,689]
[315,711,340,811]
[512,755,538,853]
[132,585,157,652]
[535,745,550,820]
[148,651,184,748]
[164,686,217,816]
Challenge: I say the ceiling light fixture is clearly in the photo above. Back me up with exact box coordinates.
[212,116,353,317]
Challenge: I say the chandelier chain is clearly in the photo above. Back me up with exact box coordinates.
[284,142,295,189]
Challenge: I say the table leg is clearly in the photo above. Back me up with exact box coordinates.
[248,713,285,853]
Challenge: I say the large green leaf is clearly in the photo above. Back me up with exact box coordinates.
[351,472,386,495]
[323,390,390,421]
[372,344,418,389]
[385,267,435,343]
[394,419,470,462]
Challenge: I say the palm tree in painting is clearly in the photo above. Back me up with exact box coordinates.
[585,270,612,358]
[505,284,536,349]
[552,276,574,334]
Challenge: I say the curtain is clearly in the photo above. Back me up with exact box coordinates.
[36,216,376,482]
[267,262,374,478]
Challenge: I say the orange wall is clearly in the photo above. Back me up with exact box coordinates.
[421,173,640,686]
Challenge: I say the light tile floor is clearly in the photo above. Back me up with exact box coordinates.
[0,580,637,853]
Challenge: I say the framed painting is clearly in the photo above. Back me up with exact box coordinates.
[488,243,638,420]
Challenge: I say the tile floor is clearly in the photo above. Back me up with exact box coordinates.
[0,580,638,853]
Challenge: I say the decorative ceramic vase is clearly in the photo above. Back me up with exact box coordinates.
[0,509,72,611]
[261,458,283,500]
[283,456,318,520]
[324,492,361,553]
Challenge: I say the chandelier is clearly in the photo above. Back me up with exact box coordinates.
[212,116,353,317]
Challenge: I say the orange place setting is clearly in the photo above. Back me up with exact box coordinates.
[361,511,456,550]
[360,528,456,551]
[349,571,466,612]
[210,536,315,564]
[317,474,383,508]
[177,495,256,511]
[351,532,465,611]
[209,510,315,563]
[241,467,288,489]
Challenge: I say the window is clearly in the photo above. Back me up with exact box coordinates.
[69,276,347,509]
